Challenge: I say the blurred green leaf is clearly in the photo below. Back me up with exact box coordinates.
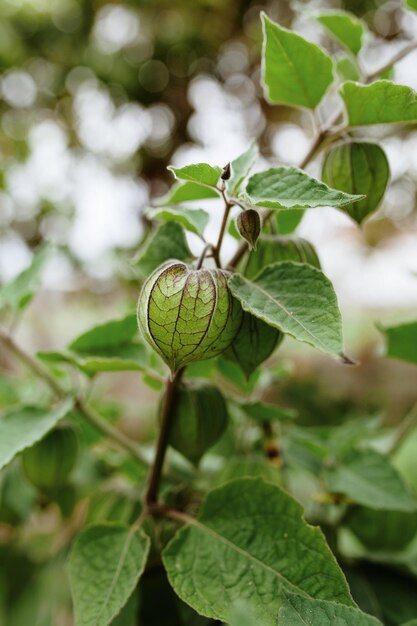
[275,209,305,235]
[246,167,364,210]
[322,142,389,224]
[0,399,73,471]
[69,314,138,353]
[168,163,222,187]
[68,523,150,626]
[170,380,229,465]
[345,506,417,551]
[316,11,367,55]
[335,55,361,82]
[261,13,334,109]
[340,81,417,125]
[406,0,417,12]
[278,593,382,625]
[148,207,209,237]
[383,321,417,366]
[244,235,320,280]
[0,246,50,312]
[157,181,220,205]
[229,262,345,359]
[133,222,192,278]
[163,479,353,625]
[324,449,417,511]
[240,400,296,423]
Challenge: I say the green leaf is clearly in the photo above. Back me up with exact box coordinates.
[345,506,417,551]
[324,449,417,511]
[170,381,229,465]
[226,142,258,197]
[224,312,282,378]
[335,55,361,82]
[157,181,220,205]
[69,314,138,354]
[163,479,353,625]
[229,262,345,359]
[216,357,260,393]
[68,523,150,626]
[0,399,73,471]
[244,235,320,280]
[148,207,209,238]
[228,602,264,626]
[340,80,417,126]
[240,400,296,423]
[406,0,417,12]
[316,11,366,55]
[322,142,389,224]
[383,320,417,365]
[246,167,364,210]
[0,246,50,312]
[109,593,138,626]
[275,209,305,235]
[278,593,382,626]
[214,456,283,488]
[133,222,192,278]
[261,13,334,109]
[168,163,222,187]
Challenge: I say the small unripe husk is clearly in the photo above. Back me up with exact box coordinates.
[236,208,261,250]
[137,260,242,372]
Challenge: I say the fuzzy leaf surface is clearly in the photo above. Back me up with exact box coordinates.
[340,81,417,125]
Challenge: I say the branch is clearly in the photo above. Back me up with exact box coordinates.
[366,39,417,84]
[213,187,234,268]
[0,328,148,466]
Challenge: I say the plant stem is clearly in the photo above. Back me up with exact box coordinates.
[365,39,417,83]
[0,328,148,466]
[196,243,214,270]
[390,402,417,455]
[213,188,233,268]
[145,367,184,507]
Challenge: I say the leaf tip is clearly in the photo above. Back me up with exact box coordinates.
[340,352,357,366]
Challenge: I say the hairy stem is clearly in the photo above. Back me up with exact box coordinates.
[145,367,184,507]
[213,188,233,267]
[0,328,148,466]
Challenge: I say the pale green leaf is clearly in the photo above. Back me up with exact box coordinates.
[0,246,50,312]
[229,262,345,359]
[335,55,361,82]
[322,142,389,224]
[228,602,264,626]
[148,207,209,237]
[244,235,320,280]
[0,399,73,471]
[226,142,258,196]
[168,163,222,187]
[340,80,417,125]
[157,181,220,205]
[163,479,353,625]
[279,593,382,626]
[324,449,417,511]
[133,222,192,278]
[69,314,138,354]
[68,523,150,626]
[246,167,364,210]
[240,400,296,422]
[224,311,282,377]
[214,456,282,488]
[170,381,229,465]
[383,320,417,365]
[316,11,366,55]
[261,13,334,109]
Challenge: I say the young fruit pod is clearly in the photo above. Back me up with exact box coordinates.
[22,425,78,494]
[235,208,261,250]
[137,260,243,372]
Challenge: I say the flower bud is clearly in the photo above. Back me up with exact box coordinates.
[236,209,261,250]
[137,261,242,372]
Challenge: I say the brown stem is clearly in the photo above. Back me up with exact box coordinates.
[261,420,281,466]
[366,39,417,83]
[196,243,214,270]
[213,188,233,268]
[145,368,184,507]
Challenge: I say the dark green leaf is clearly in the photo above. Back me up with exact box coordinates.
[275,209,305,234]
[240,400,296,423]
[322,142,389,224]
[168,163,222,187]
[383,320,417,365]
[244,235,320,280]
[0,400,73,471]
[224,311,282,378]
[316,11,366,55]
[278,593,382,626]
[226,142,258,197]
[229,262,345,359]
[133,222,192,278]
[68,523,150,626]
[340,80,417,125]
[163,479,353,625]
[345,506,417,551]
[246,167,364,210]
[170,381,229,465]
[324,449,417,511]
[157,181,220,205]
[148,207,209,237]
[261,13,334,109]
[0,246,50,312]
